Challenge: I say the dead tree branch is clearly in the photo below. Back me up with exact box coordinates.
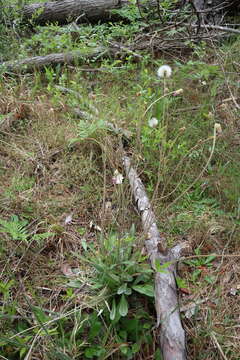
[0,48,107,73]
[123,156,188,360]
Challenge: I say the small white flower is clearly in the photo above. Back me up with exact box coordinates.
[148,117,159,128]
[65,214,73,225]
[112,170,123,185]
[214,123,222,135]
[157,65,172,78]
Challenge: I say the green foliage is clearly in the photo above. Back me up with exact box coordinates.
[0,2,239,358]
[74,229,154,320]
[184,249,216,283]
[76,119,107,140]
[4,175,35,200]
[111,3,142,22]
[61,228,155,358]
[0,215,54,244]
[0,215,29,242]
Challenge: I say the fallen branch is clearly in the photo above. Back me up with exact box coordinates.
[20,0,164,25]
[191,23,240,34]
[123,156,188,360]
[22,0,129,25]
[0,48,107,73]
[0,44,142,74]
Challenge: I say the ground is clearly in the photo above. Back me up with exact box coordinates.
[0,2,240,359]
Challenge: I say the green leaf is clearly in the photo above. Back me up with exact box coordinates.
[154,348,163,360]
[106,272,121,285]
[132,342,140,354]
[121,273,133,282]
[32,232,54,242]
[132,284,154,297]
[117,283,127,294]
[67,280,83,288]
[81,238,88,251]
[204,255,216,265]
[110,298,116,321]
[192,269,201,282]
[32,306,49,324]
[124,287,132,295]
[176,276,187,289]
[20,347,28,359]
[117,283,132,295]
[155,259,172,273]
[120,344,128,355]
[130,223,136,236]
[84,346,105,358]
[204,275,216,284]
[89,320,102,340]
[118,294,128,317]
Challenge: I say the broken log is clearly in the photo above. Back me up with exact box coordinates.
[0,43,142,73]
[22,0,130,25]
[6,0,239,28]
[0,47,107,73]
[123,156,188,360]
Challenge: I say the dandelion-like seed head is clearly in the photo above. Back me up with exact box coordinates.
[148,117,159,128]
[157,65,172,78]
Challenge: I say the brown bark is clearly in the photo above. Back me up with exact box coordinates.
[123,156,189,360]
[20,0,240,27]
[22,0,129,25]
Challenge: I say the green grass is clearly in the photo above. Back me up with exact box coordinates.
[0,0,240,358]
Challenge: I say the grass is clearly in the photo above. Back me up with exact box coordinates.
[0,2,240,359]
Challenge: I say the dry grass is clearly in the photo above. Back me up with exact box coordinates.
[0,40,240,359]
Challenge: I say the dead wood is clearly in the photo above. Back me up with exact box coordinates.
[22,0,130,25]
[0,43,143,74]
[190,0,240,26]
[123,156,188,360]
[0,47,107,73]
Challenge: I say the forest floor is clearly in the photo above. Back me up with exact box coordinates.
[0,3,240,359]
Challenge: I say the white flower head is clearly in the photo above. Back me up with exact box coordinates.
[214,123,222,135]
[64,214,73,225]
[112,169,123,185]
[157,65,172,78]
[148,117,159,128]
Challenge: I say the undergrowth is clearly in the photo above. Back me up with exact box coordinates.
[0,1,239,359]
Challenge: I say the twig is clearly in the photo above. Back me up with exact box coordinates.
[191,24,240,35]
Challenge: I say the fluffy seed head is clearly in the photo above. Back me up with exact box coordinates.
[157,65,172,78]
[148,117,159,128]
